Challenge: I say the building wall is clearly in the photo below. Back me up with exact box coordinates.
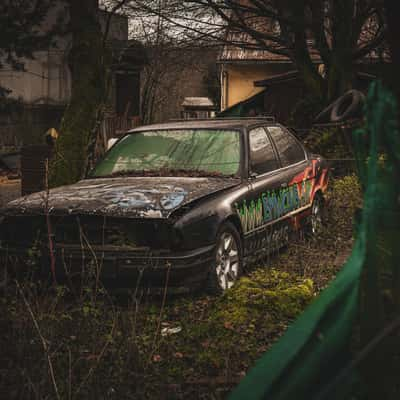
[0,50,71,105]
[0,1,132,149]
[220,63,291,110]
[0,0,70,105]
[0,2,128,106]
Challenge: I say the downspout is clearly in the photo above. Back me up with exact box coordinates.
[221,66,229,111]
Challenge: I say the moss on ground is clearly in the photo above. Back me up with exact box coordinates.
[215,270,314,327]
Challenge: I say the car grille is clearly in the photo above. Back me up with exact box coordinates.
[1,215,174,250]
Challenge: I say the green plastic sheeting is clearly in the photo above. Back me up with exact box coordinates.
[229,81,400,399]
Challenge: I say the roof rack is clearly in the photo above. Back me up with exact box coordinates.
[169,116,276,123]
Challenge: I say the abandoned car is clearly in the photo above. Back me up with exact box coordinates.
[0,118,329,292]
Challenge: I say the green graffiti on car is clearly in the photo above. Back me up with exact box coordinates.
[237,198,264,233]
[236,181,312,233]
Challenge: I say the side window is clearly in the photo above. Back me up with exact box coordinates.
[249,127,279,175]
[267,126,305,167]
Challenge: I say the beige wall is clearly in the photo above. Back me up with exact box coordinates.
[220,63,291,110]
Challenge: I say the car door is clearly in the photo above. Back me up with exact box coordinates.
[239,126,287,261]
[265,125,312,228]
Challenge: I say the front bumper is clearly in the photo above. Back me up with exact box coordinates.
[1,243,215,291]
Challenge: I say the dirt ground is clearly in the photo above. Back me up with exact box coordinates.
[0,179,21,208]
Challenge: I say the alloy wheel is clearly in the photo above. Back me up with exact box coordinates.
[215,231,240,290]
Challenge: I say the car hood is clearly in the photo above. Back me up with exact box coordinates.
[2,176,241,218]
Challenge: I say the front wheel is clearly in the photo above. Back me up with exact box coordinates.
[207,222,242,294]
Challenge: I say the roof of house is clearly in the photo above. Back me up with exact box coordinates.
[219,30,292,64]
[218,11,387,64]
[181,97,215,108]
[253,70,377,87]
[218,15,321,64]
[253,70,299,86]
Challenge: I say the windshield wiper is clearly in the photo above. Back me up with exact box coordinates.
[92,168,237,179]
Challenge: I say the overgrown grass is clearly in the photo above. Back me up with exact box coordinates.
[0,175,362,399]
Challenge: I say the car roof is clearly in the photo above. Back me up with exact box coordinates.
[127,118,277,133]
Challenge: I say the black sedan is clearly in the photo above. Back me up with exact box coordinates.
[0,118,329,292]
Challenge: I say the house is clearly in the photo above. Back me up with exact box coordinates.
[219,33,295,111]
[0,2,146,149]
[217,4,387,122]
[218,35,321,124]
[217,11,320,112]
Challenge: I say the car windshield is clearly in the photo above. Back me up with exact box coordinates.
[91,129,241,178]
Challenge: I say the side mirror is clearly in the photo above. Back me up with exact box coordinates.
[249,171,258,180]
[107,138,118,150]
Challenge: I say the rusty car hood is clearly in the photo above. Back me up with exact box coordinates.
[2,176,241,218]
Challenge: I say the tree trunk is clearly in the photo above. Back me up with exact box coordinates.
[384,0,400,106]
[326,53,354,101]
[287,0,325,101]
[50,0,109,187]
[325,0,356,101]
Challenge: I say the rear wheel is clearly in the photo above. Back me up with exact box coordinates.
[207,222,242,294]
[311,194,324,236]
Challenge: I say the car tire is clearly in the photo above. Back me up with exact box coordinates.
[207,222,243,294]
[310,194,325,236]
[330,90,365,122]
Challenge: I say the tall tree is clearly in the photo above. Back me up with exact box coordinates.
[49,0,110,186]
[50,0,135,186]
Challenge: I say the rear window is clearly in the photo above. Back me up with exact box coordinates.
[267,126,305,167]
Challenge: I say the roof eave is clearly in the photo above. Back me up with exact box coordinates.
[217,59,293,65]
